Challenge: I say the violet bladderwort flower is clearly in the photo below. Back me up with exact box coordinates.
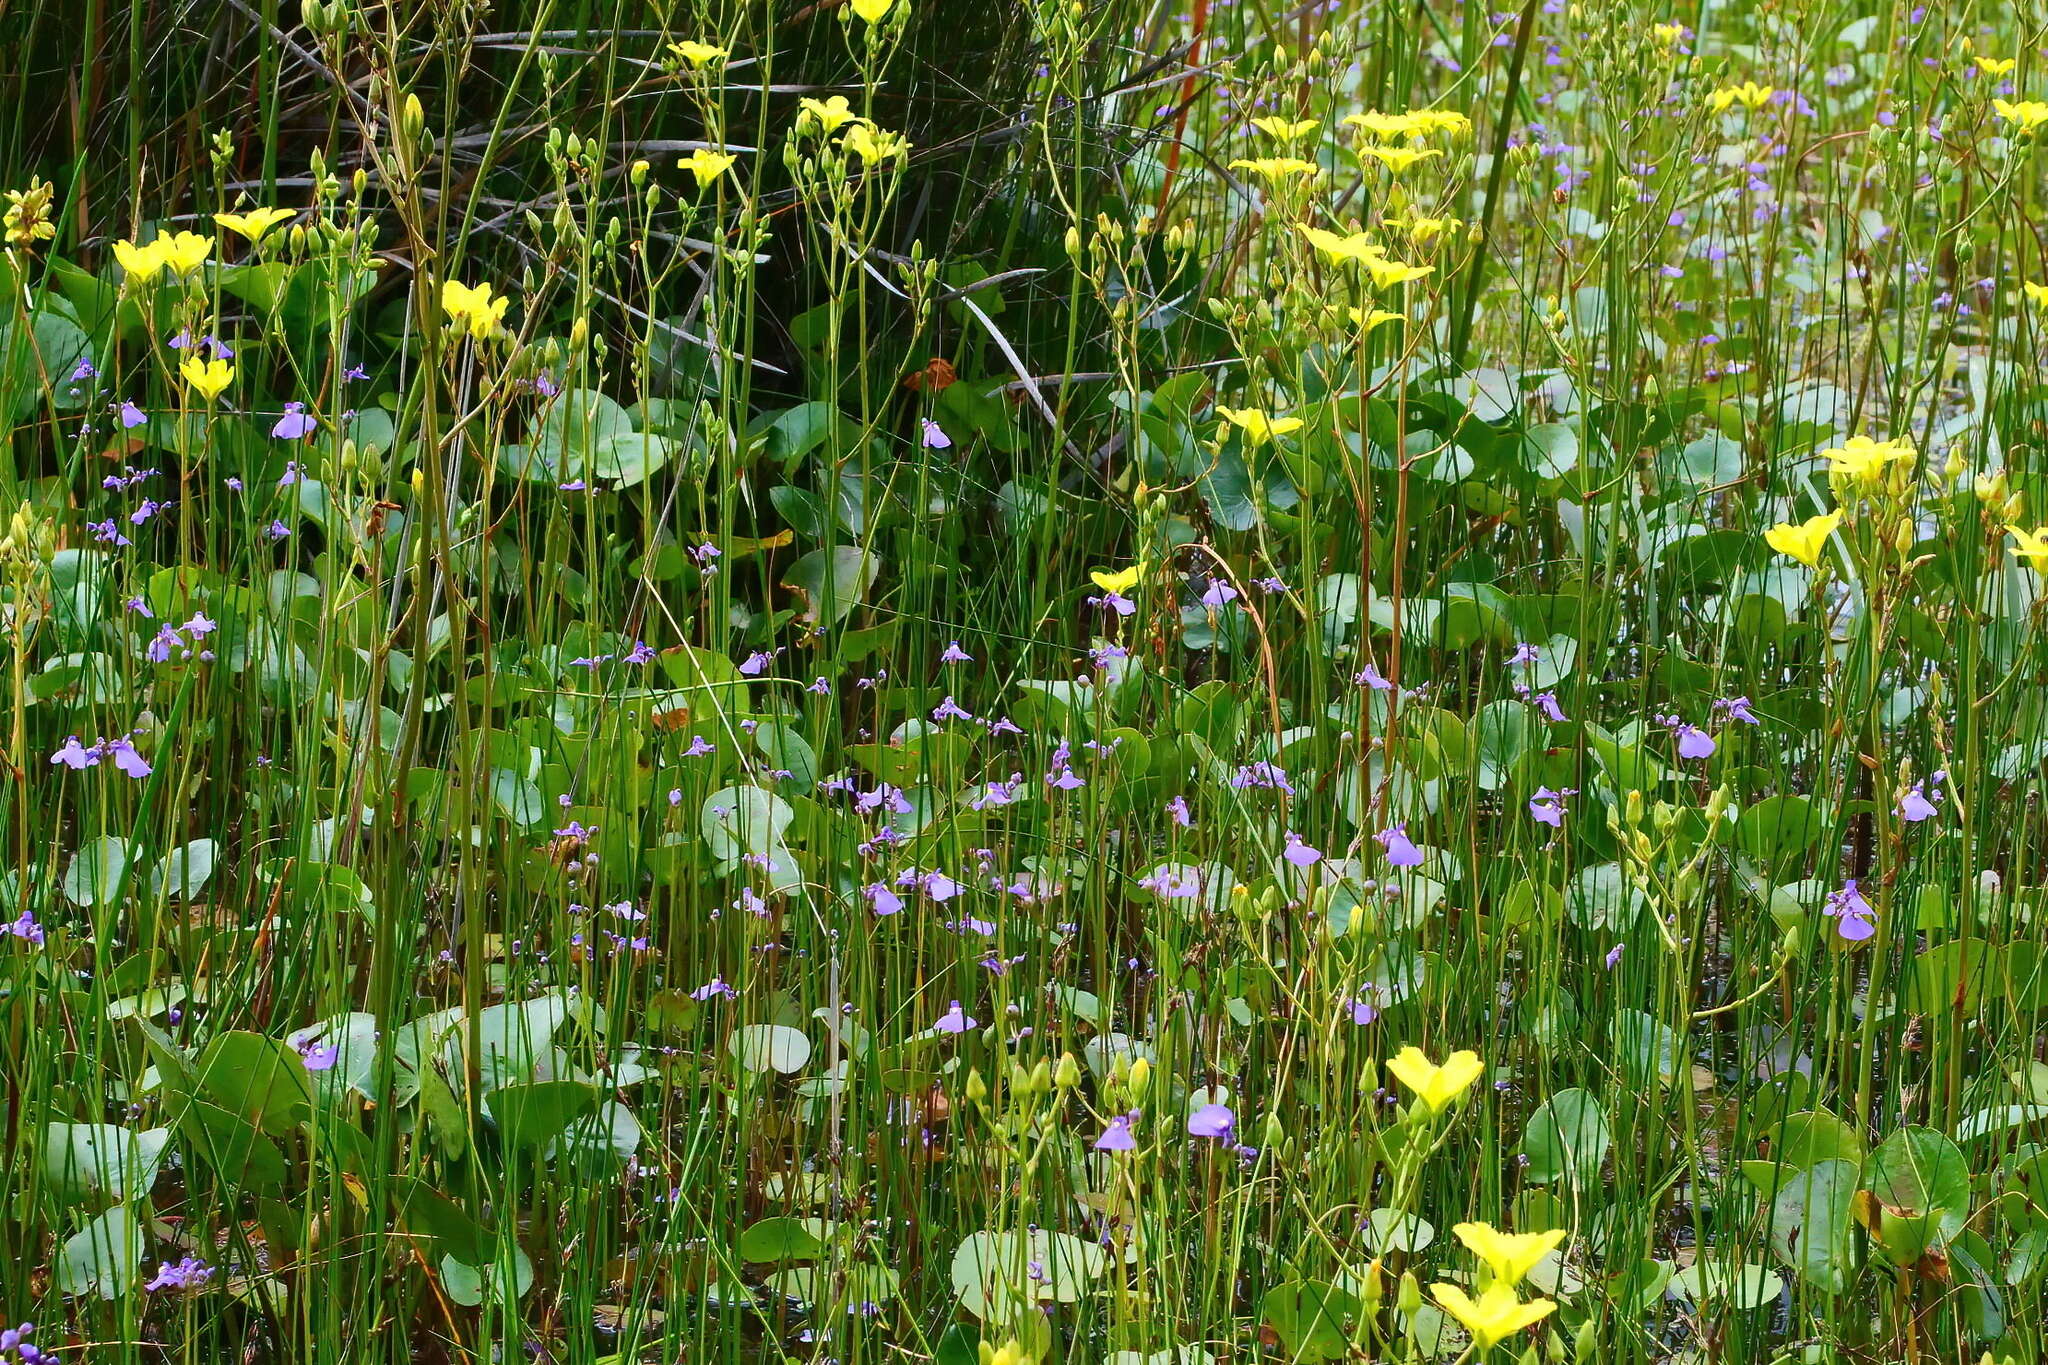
[1187,1102,1235,1139]
[1093,1113,1139,1152]
[1824,879,1877,942]
[272,403,317,440]
[1376,823,1424,867]
[1898,770,1945,823]
[1282,831,1323,867]
[1661,713,1716,760]
[1528,786,1576,827]
[933,1000,977,1034]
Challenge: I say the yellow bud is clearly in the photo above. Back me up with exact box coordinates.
[1127,1057,1151,1096]
[964,1067,988,1103]
[401,93,425,143]
[1054,1052,1081,1089]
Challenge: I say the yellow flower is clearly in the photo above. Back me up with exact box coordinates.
[113,238,166,281]
[1390,214,1461,244]
[851,0,899,23]
[1364,255,1432,289]
[1993,99,2048,132]
[179,355,235,401]
[154,231,214,276]
[1821,433,1915,481]
[212,207,296,243]
[3,178,57,250]
[1358,144,1442,174]
[1430,1283,1557,1352]
[1349,307,1406,331]
[1708,82,1775,113]
[441,278,511,340]
[800,95,866,134]
[1090,562,1147,595]
[1250,116,1320,142]
[1384,1046,1484,1113]
[1228,157,1320,181]
[1976,56,2018,77]
[668,40,730,67]
[1409,109,1473,138]
[842,124,910,165]
[678,149,738,188]
[1763,510,1842,567]
[2005,525,2048,564]
[1344,110,1422,140]
[2025,282,2048,306]
[1296,225,1380,264]
[1215,406,1305,445]
[1452,1223,1568,1287]
[1652,21,1685,47]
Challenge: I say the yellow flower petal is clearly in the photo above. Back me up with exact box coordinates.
[212,207,297,243]
[1762,510,1842,567]
[1385,1046,1484,1113]
[1090,562,1147,595]
[1452,1222,1568,1286]
[179,355,235,401]
[1430,1283,1557,1351]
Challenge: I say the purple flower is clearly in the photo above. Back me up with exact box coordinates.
[71,357,98,382]
[2,1324,50,1364]
[1094,591,1137,617]
[119,400,147,428]
[865,883,905,916]
[1230,761,1295,795]
[297,1039,340,1071]
[1200,578,1239,608]
[1824,880,1876,942]
[1533,691,1568,722]
[5,911,44,946]
[1528,786,1574,827]
[689,976,739,1001]
[738,650,776,676]
[1714,695,1760,725]
[1093,1113,1138,1151]
[1282,831,1322,867]
[1347,997,1380,1026]
[1187,1103,1234,1138]
[1898,772,1943,823]
[1354,662,1394,691]
[144,1256,214,1292]
[940,640,973,663]
[1507,641,1541,666]
[920,418,952,449]
[1376,823,1423,867]
[1139,866,1201,899]
[49,736,94,770]
[272,403,318,440]
[1604,943,1625,970]
[1166,795,1192,827]
[932,696,974,723]
[1662,715,1715,760]
[933,1000,976,1034]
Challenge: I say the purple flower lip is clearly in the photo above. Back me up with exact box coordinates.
[1187,1102,1234,1138]
[1376,823,1423,867]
